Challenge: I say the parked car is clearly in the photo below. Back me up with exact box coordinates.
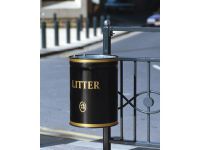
[147,13,160,26]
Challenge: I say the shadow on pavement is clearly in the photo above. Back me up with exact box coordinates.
[40,134,77,148]
[40,134,159,150]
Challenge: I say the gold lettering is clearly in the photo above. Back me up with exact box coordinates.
[72,80,100,90]
[83,81,87,89]
[77,81,81,89]
[79,81,82,89]
[79,81,85,89]
[72,80,76,88]
[75,80,78,88]
[94,81,100,89]
[88,81,93,89]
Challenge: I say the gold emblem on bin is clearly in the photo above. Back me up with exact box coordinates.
[79,101,87,112]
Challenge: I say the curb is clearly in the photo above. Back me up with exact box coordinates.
[40,31,128,57]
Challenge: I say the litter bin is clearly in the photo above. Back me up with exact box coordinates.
[69,54,118,128]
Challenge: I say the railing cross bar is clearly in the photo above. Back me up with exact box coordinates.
[112,26,160,32]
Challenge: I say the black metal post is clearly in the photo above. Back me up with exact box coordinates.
[86,17,90,38]
[147,61,151,143]
[79,14,83,31]
[66,20,71,43]
[120,61,124,140]
[41,21,46,48]
[103,19,112,54]
[76,18,81,41]
[102,19,112,150]
[103,127,111,150]
[54,20,59,46]
[53,13,57,23]
[133,61,137,142]
[93,16,97,36]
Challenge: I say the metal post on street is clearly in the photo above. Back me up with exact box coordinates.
[103,19,112,54]
[103,127,111,150]
[66,20,71,43]
[41,21,46,48]
[147,61,151,143]
[93,16,97,36]
[120,60,124,140]
[133,61,137,142]
[77,18,81,41]
[54,20,59,46]
[79,14,83,31]
[86,17,90,38]
[102,19,112,150]
[53,13,57,23]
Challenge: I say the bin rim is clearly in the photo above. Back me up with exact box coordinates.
[69,54,118,63]
[70,121,118,128]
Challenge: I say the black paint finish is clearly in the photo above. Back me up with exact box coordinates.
[69,55,118,128]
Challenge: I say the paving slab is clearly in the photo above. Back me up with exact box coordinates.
[41,134,159,150]
[41,135,137,150]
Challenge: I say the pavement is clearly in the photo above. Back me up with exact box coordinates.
[40,27,126,57]
[40,32,160,149]
[41,134,140,150]
[40,127,159,150]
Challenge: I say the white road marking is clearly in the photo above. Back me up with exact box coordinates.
[40,126,102,141]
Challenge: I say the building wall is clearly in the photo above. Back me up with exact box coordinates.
[41,0,88,19]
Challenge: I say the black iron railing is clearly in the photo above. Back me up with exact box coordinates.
[112,57,160,148]
[102,20,160,150]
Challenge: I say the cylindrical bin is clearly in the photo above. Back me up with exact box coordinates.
[69,54,118,128]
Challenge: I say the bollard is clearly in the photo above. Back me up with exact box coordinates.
[100,15,105,33]
[66,20,71,44]
[79,14,83,31]
[93,16,97,36]
[53,13,57,23]
[76,18,81,41]
[103,20,112,54]
[54,20,59,46]
[41,21,46,48]
[86,17,90,38]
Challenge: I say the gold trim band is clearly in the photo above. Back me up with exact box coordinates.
[70,121,118,128]
[70,59,117,63]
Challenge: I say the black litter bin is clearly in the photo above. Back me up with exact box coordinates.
[69,54,118,128]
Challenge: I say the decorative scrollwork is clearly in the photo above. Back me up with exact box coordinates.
[118,91,160,114]
[143,97,154,107]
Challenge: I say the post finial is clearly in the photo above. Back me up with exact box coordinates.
[104,20,111,26]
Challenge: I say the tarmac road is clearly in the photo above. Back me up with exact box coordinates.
[40,32,160,143]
